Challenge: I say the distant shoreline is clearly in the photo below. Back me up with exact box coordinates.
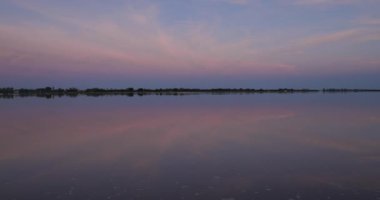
[1,87,380,98]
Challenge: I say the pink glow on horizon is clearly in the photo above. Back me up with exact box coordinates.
[0,0,380,86]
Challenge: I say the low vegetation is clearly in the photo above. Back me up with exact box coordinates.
[0,87,379,98]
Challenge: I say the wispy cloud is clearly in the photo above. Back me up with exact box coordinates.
[1,0,379,85]
[293,0,357,5]
[299,29,362,47]
[0,1,297,76]
[224,0,249,5]
[354,17,380,26]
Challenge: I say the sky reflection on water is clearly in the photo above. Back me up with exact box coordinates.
[0,94,380,200]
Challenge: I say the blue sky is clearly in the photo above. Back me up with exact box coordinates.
[0,0,379,88]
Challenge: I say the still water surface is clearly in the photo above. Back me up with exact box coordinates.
[0,94,379,200]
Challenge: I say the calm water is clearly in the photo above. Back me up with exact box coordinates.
[0,94,380,200]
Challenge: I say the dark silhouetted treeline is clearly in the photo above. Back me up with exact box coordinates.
[0,87,379,98]
[322,88,380,92]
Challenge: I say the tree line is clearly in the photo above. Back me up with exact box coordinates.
[0,87,379,98]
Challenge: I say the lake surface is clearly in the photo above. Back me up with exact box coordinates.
[0,93,380,200]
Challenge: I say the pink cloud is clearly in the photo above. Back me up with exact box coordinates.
[354,17,380,26]
[2,0,379,79]
[299,29,362,47]
[225,0,249,5]
[0,2,298,77]
[293,0,360,5]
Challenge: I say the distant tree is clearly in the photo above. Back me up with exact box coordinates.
[66,88,79,93]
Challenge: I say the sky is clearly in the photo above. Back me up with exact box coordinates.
[0,0,379,88]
